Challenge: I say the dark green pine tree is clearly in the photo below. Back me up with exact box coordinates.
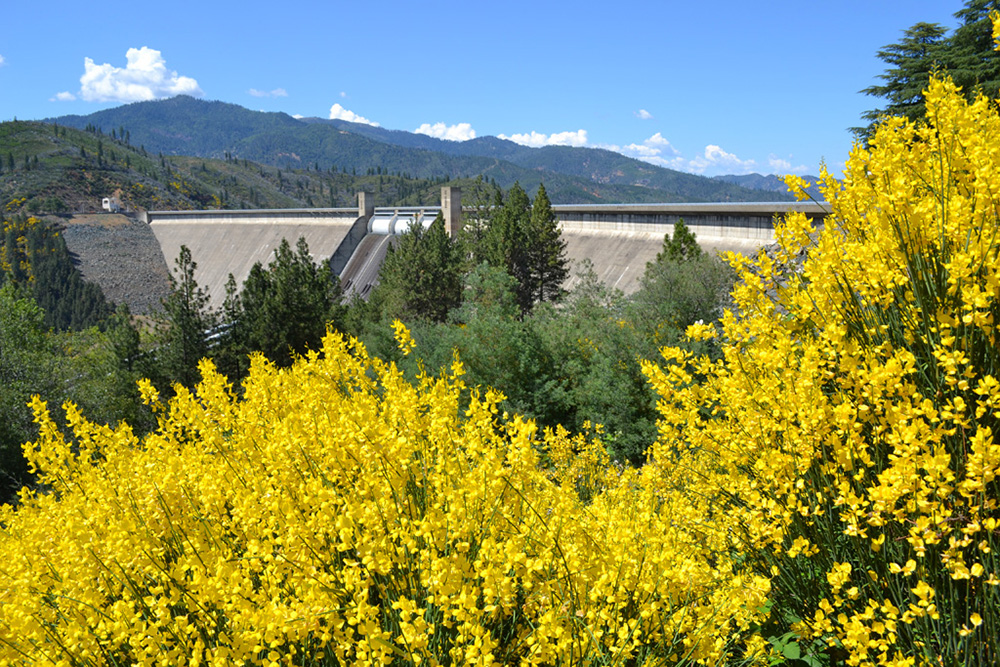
[160,245,214,389]
[526,183,568,305]
[459,175,501,264]
[656,219,702,264]
[856,1,1000,138]
[482,182,533,314]
[235,237,343,368]
[946,0,1000,99]
[856,22,948,137]
[212,273,246,380]
[372,214,463,323]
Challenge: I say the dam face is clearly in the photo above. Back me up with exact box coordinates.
[144,194,829,309]
[146,208,363,308]
[554,202,826,292]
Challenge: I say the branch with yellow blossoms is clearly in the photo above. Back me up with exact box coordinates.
[643,62,1000,666]
[0,327,770,666]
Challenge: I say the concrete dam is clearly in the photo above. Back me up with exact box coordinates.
[143,189,829,310]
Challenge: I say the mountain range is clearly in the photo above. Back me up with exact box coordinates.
[45,96,818,205]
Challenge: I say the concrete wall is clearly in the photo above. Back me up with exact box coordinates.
[146,201,830,308]
[554,202,828,293]
[148,208,361,309]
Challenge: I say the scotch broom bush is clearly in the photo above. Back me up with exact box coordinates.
[0,325,768,666]
[644,73,1000,666]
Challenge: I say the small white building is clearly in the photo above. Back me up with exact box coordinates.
[102,197,122,213]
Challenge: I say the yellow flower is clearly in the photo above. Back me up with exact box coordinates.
[392,318,417,356]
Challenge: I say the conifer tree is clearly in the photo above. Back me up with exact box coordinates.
[160,245,214,388]
[656,219,702,264]
[372,214,462,323]
[857,22,948,135]
[856,1,1000,137]
[477,181,568,315]
[526,183,568,305]
[234,238,343,368]
[482,182,533,313]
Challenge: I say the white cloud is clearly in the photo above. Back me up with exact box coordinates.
[768,154,809,175]
[498,129,588,148]
[768,155,791,171]
[635,109,653,120]
[645,132,673,148]
[77,47,202,103]
[340,91,347,98]
[604,132,815,177]
[685,145,757,176]
[604,134,762,176]
[0,55,5,67]
[292,114,304,119]
[414,122,476,142]
[606,132,680,162]
[52,91,77,102]
[249,87,288,98]
[623,143,661,158]
[328,103,379,126]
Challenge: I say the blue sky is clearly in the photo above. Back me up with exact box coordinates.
[0,1,964,178]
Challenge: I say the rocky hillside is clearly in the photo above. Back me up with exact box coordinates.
[55,214,172,316]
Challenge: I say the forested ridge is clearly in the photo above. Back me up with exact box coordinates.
[0,119,497,216]
[44,97,794,205]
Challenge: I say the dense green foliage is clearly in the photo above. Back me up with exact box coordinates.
[0,284,155,504]
[470,182,569,315]
[857,0,1000,136]
[157,245,214,389]
[0,284,55,498]
[367,214,464,324]
[215,238,345,378]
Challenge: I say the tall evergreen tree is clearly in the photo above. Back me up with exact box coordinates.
[213,273,246,380]
[857,22,948,135]
[857,1,1000,137]
[482,182,533,314]
[474,182,569,315]
[947,0,1000,97]
[372,214,463,323]
[656,219,702,264]
[160,245,214,388]
[460,175,501,264]
[526,183,568,305]
[234,238,343,368]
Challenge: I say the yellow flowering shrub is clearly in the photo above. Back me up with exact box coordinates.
[0,331,767,666]
[644,75,1000,665]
